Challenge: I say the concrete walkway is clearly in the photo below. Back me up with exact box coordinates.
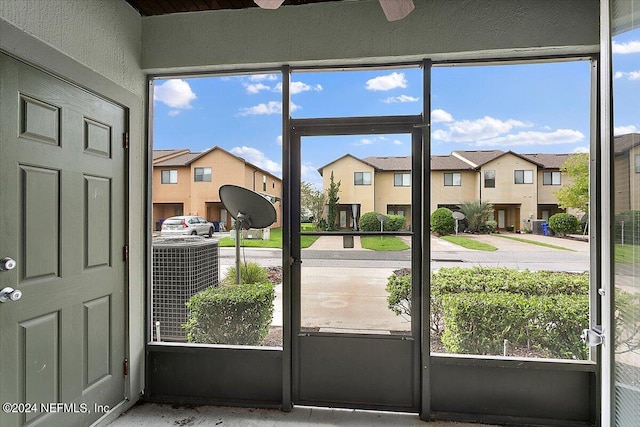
[109,403,499,426]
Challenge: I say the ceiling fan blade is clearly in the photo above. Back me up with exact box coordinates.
[254,0,285,10]
[379,0,415,21]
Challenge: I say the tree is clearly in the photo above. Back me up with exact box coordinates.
[459,200,494,233]
[556,153,589,214]
[326,172,341,231]
[300,181,326,226]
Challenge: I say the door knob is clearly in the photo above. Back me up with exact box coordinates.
[0,257,16,271]
[0,287,22,303]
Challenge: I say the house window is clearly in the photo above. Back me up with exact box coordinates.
[484,170,496,188]
[354,172,371,185]
[514,170,533,184]
[263,175,267,192]
[394,173,410,187]
[161,169,178,184]
[194,167,212,182]
[543,171,561,185]
[635,154,640,173]
[444,172,461,186]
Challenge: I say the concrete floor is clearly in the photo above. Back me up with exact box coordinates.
[108,403,500,426]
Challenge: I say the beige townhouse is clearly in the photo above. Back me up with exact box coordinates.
[319,149,580,232]
[153,146,282,230]
[614,133,640,212]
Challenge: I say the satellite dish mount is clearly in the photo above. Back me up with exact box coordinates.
[219,185,277,284]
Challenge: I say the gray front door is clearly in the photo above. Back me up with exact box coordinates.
[0,53,127,426]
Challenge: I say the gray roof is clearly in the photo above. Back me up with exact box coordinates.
[451,150,504,167]
[361,156,411,171]
[153,149,187,161]
[154,152,202,167]
[430,155,476,171]
[520,153,572,169]
[614,133,640,154]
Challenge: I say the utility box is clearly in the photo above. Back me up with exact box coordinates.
[152,236,219,341]
[343,235,354,248]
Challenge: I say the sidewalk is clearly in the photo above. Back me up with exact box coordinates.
[307,235,363,250]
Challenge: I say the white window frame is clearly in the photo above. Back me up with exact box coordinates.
[161,169,178,184]
[354,171,372,186]
[194,167,212,182]
[543,171,561,185]
[444,172,461,186]
[514,169,534,184]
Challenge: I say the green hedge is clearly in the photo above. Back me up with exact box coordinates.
[386,267,591,358]
[441,292,588,359]
[359,211,406,231]
[184,282,274,345]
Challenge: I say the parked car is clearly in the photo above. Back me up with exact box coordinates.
[160,215,215,237]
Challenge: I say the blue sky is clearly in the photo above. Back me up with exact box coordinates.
[153,27,639,189]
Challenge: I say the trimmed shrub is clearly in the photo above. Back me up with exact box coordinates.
[386,274,412,319]
[481,220,497,234]
[223,262,269,285]
[548,213,578,237]
[385,267,591,357]
[430,207,455,235]
[359,211,406,231]
[184,282,275,345]
[441,292,588,359]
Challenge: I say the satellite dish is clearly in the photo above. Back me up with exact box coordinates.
[219,185,277,229]
[219,185,277,284]
[452,212,465,220]
[376,214,389,223]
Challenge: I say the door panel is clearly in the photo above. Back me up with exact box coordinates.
[0,53,126,427]
[290,118,423,411]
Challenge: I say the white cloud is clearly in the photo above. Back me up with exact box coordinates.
[230,146,282,176]
[245,83,271,94]
[433,116,531,142]
[572,146,589,153]
[365,72,407,91]
[393,139,403,145]
[431,109,453,123]
[474,129,585,147]
[249,74,278,81]
[356,138,376,146]
[239,101,299,116]
[301,163,323,189]
[168,110,181,117]
[276,135,283,146]
[383,95,419,103]
[273,81,323,94]
[614,70,640,80]
[614,125,639,135]
[612,40,640,54]
[154,79,197,109]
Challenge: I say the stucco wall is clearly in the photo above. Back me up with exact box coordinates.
[0,0,144,97]
[430,170,478,213]
[323,157,376,213]
[141,0,599,73]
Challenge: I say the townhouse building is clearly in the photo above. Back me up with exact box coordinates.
[319,149,580,232]
[153,146,282,230]
[614,133,640,212]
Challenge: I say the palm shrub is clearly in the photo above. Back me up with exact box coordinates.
[459,200,494,233]
[548,213,578,236]
[430,207,455,235]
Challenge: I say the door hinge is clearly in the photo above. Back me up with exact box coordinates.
[123,245,129,262]
[123,358,129,376]
[123,132,129,149]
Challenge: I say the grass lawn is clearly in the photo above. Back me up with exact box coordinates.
[493,234,575,251]
[615,244,640,264]
[360,236,410,251]
[441,235,498,251]
[218,227,319,249]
